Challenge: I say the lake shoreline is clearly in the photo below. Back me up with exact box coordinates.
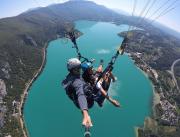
[130,53,160,137]
[19,44,48,137]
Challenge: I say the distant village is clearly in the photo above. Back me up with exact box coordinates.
[130,52,180,126]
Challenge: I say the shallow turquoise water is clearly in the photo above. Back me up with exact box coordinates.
[24,21,153,137]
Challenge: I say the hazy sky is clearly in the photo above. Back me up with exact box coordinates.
[0,0,180,32]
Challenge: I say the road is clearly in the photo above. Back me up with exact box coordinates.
[171,58,180,92]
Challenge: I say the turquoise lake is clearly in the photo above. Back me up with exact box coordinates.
[24,21,153,137]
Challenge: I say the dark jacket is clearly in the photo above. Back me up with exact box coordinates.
[62,73,94,110]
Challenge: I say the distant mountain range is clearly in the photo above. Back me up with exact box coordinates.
[113,8,130,16]
[152,22,180,39]
[112,8,180,39]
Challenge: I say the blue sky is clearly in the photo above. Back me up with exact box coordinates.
[0,0,180,32]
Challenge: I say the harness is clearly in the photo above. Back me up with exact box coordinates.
[62,75,94,108]
[62,77,77,101]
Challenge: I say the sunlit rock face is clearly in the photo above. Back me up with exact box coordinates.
[0,61,11,79]
[0,79,7,128]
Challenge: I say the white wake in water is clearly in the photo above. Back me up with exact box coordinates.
[108,80,121,97]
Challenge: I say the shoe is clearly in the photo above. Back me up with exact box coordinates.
[100,59,104,66]
[97,101,103,107]
[96,97,105,107]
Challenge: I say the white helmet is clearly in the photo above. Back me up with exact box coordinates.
[67,58,81,71]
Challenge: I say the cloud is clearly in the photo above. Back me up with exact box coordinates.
[96,49,110,54]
